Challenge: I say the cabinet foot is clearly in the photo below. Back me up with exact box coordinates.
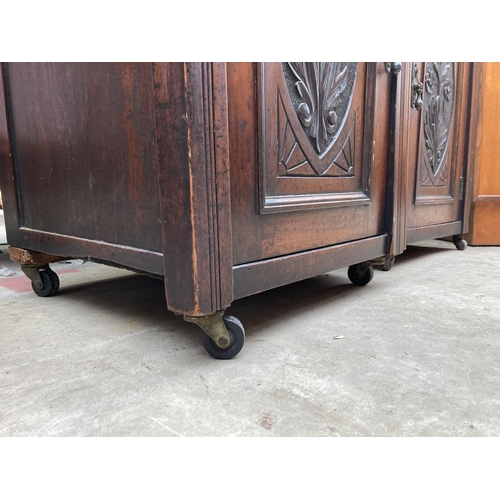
[452,235,468,251]
[381,255,395,271]
[184,312,245,359]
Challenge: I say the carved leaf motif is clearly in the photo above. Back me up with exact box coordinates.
[325,64,348,133]
[422,62,454,179]
[287,62,354,155]
[277,91,355,178]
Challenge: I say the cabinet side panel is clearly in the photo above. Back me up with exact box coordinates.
[0,64,22,243]
[4,63,162,253]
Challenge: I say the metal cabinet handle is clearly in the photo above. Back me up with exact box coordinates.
[411,63,423,110]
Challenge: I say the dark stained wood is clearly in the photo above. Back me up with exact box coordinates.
[15,227,164,275]
[233,235,387,300]
[0,62,478,325]
[258,63,373,213]
[228,62,391,265]
[406,221,463,245]
[0,64,21,241]
[405,62,473,233]
[386,62,412,257]
[3,63,162,253]
[153,62,233,316]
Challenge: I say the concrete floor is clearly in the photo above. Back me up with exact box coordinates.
[1,210,500,436]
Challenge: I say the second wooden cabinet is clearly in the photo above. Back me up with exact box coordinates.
[397,62,476,254]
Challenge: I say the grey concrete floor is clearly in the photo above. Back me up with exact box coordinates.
[1,210,500,436]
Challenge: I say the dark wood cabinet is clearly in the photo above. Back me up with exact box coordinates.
[390,62,478,258]
[0,62,480,358]
[229,62,391,298]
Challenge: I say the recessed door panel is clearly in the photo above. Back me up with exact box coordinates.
[258,62,370,213]
[229,62,391,265]
[407,62,471,231]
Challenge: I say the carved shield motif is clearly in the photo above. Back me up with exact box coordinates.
[282,62,358,158]
[421,62,454,186]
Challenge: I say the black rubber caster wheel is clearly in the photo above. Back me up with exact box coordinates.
[348,264,374,286]
[453,235,468,251]
[32,268,60,297]
[203,315,245,360]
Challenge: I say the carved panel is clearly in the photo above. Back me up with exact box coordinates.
[277,90,355,177]
[258,62,374,214]
[282,62,358,158]
[420,62,454,187]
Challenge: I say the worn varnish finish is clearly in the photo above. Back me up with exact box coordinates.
[1,63,165,275]
[228,62,391,265]
[3,63,162,252]
[152,62,233,315]
[0,62,479,357]
[404,62,475,244]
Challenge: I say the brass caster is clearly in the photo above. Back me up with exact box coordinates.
[184,312,245,359]
[21,264,60,297]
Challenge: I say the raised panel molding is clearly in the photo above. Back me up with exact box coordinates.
[415,62,457,206]
[421,62,455,187]
[258,62,374,214]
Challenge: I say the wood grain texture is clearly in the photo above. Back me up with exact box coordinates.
[0,64,21,241]
[475,63,500,197]
[17,228,164,275]
[234,235,387,300]
[386,62,411,257]
[2,63,162,252]
[467,200,500,245]
[407,221,463,245]
[8,246,65,265]
[0,62,478,323]
[467,62,500,244]
[153,62,233,315]
[229,62,391,265]
[405,62,473,232]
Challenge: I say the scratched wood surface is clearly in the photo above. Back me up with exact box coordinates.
[3,63,162,253]
[228,62,392,265]
[0,62,479,316]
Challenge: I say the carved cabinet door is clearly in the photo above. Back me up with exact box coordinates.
[228,62,391,265]
[405,62,473,242]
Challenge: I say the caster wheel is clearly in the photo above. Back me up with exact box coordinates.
[348,264,374,286]
[453,235,468,251]
[382,256,395,272]
[203,315,245,360]
[32,268,60,297]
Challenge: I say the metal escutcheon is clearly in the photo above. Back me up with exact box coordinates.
[411,63,423,110]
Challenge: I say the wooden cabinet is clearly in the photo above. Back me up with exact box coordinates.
[466,62,500,245]
[0,62,479,358]
[229,62,391,298]
[394,62,477,253]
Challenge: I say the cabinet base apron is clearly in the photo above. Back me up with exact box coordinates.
[233,234,387,300]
